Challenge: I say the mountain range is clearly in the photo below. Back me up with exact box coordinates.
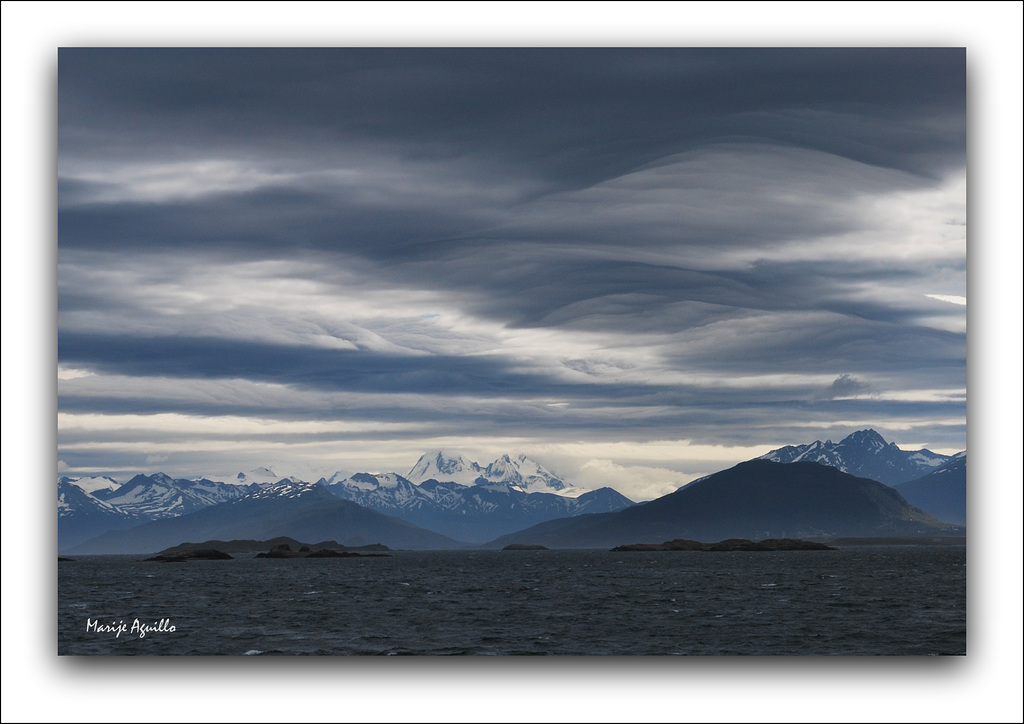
[66,480,464,554]
[58,473,262,549]
[484,460,962,550]
[90,473,261,518]
[758,429,966,524]
[320,470,632,543]
[58,431,966,553]
[59,452,632,552]
[759,428,953,485]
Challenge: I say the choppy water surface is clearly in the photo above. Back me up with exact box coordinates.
[57,546,966,655]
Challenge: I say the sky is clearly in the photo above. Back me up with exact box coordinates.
[54,46,970,500]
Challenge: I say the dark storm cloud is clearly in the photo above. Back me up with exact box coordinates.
[57,323,965,418]
[57,186,483,257]
[58,48,967,338]
[57,330,855,412]
[60,332,531,395]
[56,47,968,480]
[58,331,674,400]
[56,170,961,337]
[59,47,965,185]
[662,318,966,379]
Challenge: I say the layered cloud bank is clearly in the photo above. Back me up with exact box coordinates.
[58,48,966,501]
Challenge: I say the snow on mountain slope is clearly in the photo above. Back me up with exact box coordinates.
[240,480,323,501]
[406,451,484,486]
[91,473,259,518]
[58,478,126,518]
[229,467,303,486]
[320,470,635,544]
[323,469,356,486]
[482,453,585,496]
[62,475,122,494]
[758,429,957,486]
[907,451,948,468]
[321,472,431,509]
[407,450,585,497]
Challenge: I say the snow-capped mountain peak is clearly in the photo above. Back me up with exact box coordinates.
[57,478,126,518]
[484,453,525,481]
[843,428,892,452]
[231,467,301,486]
[481,453,582,496]
[149,472,178,486]
[62,475,122,494]
[406,450,484,486]
[405,450,585,497]
[320,473,423,507]
[758,429,957,486]
[350,472,407,489]
[323,469,355,486]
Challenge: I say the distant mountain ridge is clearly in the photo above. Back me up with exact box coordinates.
[756,428,966,524]
[320,470,634,543]
[230,467,304,486]
[58,451,634,552]
[893,452,967,525]
[66,480,465,554]
[58,478,140,550]
[91,473,261,519]
[484,460,962,550]
[59,473,260,549]
[758,429,956,486]
[59,437,965,554]
[63,475,122,494]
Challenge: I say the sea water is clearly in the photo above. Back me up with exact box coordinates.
[57,546,966,656]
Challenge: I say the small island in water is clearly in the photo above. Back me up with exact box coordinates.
[255,543,387,558]
[611,538,837,552]
[145,548,234,562]
[144,537,391,561]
